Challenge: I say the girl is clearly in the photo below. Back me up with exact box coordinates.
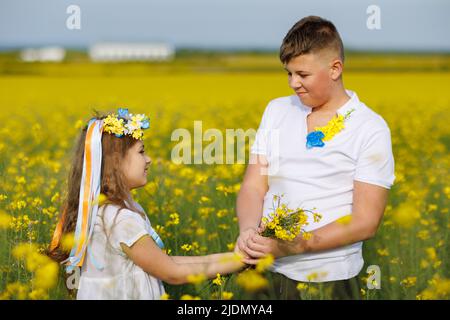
[47,109,245,300]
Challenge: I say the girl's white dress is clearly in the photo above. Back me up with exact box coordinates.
[76,200,166,300]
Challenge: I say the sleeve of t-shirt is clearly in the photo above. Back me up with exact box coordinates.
[354,127,396,189]
[250,101,273,155]
[109,209,149,250]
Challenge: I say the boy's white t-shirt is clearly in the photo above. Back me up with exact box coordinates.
[251,90,395,282]
[76,200,165,299]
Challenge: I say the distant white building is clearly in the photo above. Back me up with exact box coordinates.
[89,42,175,62]
[20,46,66,62]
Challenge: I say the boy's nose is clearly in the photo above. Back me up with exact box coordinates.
[289,76,303,89]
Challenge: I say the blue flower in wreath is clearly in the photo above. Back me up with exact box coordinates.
[306,131,325,149]
[141,118,150,129]
[117,108,129,118]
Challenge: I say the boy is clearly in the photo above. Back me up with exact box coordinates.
[236,16,395,299]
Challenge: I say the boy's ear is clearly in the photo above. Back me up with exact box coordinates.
[329,59,344,80]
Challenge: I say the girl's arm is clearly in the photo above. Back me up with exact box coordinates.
[171,253,231,264]
[120,236,246,285]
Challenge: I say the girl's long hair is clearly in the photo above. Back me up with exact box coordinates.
[47,115,144,263]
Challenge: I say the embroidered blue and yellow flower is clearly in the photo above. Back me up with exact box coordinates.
[306,131,325,149]
[306,108,355,149]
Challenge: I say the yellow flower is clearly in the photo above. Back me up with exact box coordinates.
[307,272,318,282]
[305,271,328,282]
[256,254,274,273]
[50,192,60,203]
[313,212,322,223]
[216,209,229,218]
[180,294,201,300]
[199,196,211,203]
[29,288,49,300]
[377,248,389,256]
[103,114,125,136]
[420,259,430,269]
[160,293,170,300]
[417,230,430,240]
[34,262,59,290]
[60,233,75,251]
[181,244,192,252]
[11,243,59,293]
[222,291,234,300]
[196,228,206,236]
[93,193,108,206]
[194,174,208,185]
[218,224,230,230]
[260,200,311,242]
[15,176,26,184]
[0,210,12,229]
[166,213,180,226]
[31,197,43,207]
[131,129,144,140]
[207,232,219,240]
[187,273,206,285]
[236,270,268,292]
[296,283,308,291]
[391,203,420,228]
[425,247,437,261]
[400,276,417,288]
[174,188,184,196]
[212,273,224,286]
[3,282,28,300]
[307,286,319,296]
[226,243,235,251]
[74,119,84,129]
[417,275,450,299]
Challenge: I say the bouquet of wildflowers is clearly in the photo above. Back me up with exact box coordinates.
[259,194,322,241]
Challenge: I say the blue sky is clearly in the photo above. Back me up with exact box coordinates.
[1,0,449,51]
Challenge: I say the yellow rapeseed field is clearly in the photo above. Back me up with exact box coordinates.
[0,56,449,299]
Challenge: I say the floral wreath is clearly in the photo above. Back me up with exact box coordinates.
[103,108,150,140]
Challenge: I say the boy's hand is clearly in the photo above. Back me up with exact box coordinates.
[243,234,300,264]
[236,227,258,259]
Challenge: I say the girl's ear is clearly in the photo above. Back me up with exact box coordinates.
[329,59,343,80]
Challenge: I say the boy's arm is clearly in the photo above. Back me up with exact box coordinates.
[235,154,269,256]
[243,180,389,261]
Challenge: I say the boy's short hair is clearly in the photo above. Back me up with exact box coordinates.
[280,16,344,64]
